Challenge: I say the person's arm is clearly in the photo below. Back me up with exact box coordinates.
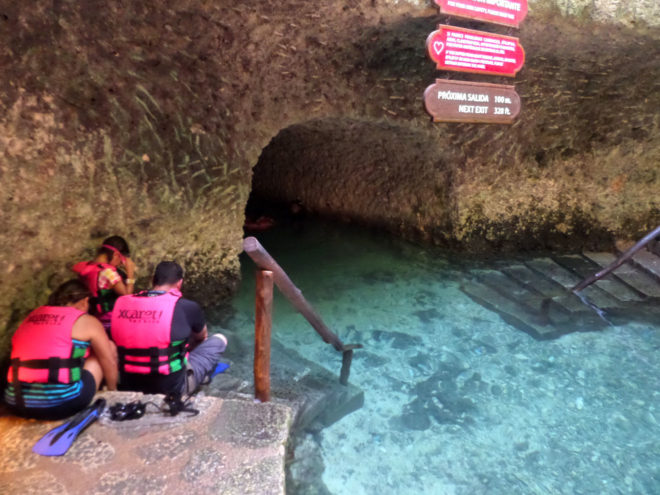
[112,280,130,296]
[178,299,207,349]
[72,315,118,390]
[193,324,208,342]
[112,257,136,296]
[111,258,135,296]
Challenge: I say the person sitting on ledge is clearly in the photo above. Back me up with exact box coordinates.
[110,261,227,396]
[4,280,118,420]
[72,235,137,333]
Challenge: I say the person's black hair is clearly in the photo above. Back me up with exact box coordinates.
[97,235,130,258]
[153,261,184,286]
[48,279,91,306]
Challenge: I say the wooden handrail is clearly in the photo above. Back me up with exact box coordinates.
[243,236,362,385]
[244,236,345,351]
[571,225,660,293]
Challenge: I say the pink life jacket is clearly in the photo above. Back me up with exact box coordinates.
[7,306,86,386]
[72,261,120,318]
[111,290,188,375]
[72,261,111,297]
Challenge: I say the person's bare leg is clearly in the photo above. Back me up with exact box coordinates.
[83,355,103,390]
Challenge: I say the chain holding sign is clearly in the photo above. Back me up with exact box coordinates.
[424,79,520,124]
[427,25,525,77]
[435,0,528,28]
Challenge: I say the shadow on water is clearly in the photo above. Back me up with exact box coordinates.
[210,218,660,495]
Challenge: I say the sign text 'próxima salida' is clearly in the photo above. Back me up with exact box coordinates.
[424,79,520,124]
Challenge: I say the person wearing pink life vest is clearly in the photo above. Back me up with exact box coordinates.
[4,280,118,419]
[111,261,227,396]
[72,235,137,333]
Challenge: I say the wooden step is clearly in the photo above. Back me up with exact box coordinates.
[473,269,573,325]
[524,258,621,308]
[501,264,588,313]
[463,269,608,338]
[460,279,563,340]
[551,254,644,302]
[462,255,658,340]
[629,250,660,281]
[605,300,660,326]
[583,252,660,298]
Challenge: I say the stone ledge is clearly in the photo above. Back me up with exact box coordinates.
[0,391,292,495]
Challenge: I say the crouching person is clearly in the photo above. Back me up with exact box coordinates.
[111,261,227,396]
[4,280,118,420]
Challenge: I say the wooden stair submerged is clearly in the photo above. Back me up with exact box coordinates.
[460,249,660,340]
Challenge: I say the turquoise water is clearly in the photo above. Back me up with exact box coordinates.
[216,221,660,495]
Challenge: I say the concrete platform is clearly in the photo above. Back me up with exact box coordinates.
[0,323,366,495]
[0,391,292,495]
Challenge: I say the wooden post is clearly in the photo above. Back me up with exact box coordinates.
[244,236,363,385]
[254,270,273,402]
[243,236,345,351]
[340,349,353,386]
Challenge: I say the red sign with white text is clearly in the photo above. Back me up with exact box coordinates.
[426,26,525,77]
[435,0,528,28]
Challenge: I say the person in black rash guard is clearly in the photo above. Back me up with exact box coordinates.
[110,261,227,396]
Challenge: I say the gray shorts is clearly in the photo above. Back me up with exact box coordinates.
[182,334,227,394]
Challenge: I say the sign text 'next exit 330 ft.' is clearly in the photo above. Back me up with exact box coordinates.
[424,79,521,124]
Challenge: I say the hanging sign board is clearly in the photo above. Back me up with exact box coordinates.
[427,26,525,77]
[435,0,528,28]
[424,79,521,124]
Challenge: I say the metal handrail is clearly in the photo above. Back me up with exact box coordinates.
[243,236,362,385]
[571,225,660,293]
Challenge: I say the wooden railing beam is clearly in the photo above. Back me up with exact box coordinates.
[244,236,345,352]
[244,236,362,387]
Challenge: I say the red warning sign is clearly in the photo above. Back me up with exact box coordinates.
[427,26,525,77]
[435,0,528,28]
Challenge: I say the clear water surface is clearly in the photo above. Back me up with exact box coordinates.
[214,220,660,495]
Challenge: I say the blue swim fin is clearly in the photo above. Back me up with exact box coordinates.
[211,362,230,378]
[33,398,106,456]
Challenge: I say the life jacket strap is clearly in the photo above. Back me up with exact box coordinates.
[117,341,188,375]
[11,359,24,409]
[9,356,85,408]
[11,357,85,377]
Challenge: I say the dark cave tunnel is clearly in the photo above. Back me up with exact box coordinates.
[244,117,455,240]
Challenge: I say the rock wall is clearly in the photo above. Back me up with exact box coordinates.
[392,0,660,27]
[252,3,660,250]
[1,1,659,354]
[531,0,660,26]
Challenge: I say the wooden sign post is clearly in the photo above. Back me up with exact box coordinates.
[424,79,520,124]
[435,0,528,27]
[427,25,525,77]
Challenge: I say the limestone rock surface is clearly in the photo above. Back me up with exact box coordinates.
[1,1,658,355]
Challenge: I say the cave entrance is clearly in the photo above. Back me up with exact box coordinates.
[244,117,452,238]
[244,118,356,234]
